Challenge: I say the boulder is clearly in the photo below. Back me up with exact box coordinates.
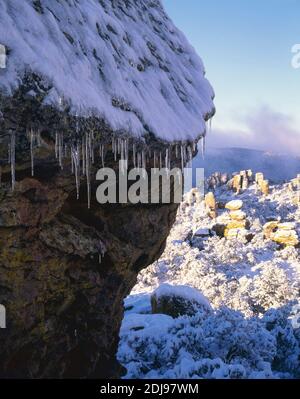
[226,220,249,230]
[255,172,264,184]
[151,284,212,318]
[263,221,298,244]
[232,175,242,193]
[270,230,299,247]
[205,192,217,210]
[225,200,243,211]
[260,180,269,196]
[212,223,227,238]
[193,228,213,238]
[241,176,249,190]
[263,221,279,239]
[278,222,296,230]
[229,210,246,221]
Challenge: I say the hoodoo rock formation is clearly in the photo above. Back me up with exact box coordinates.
[0,0,214,378]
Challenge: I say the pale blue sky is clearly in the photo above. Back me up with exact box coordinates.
[163,0,300,153]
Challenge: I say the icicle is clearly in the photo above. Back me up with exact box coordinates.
[165,148,169,169]
[187,145,192,162]
[77,142,81,176]
[165,148,170,178]
[159,151,162,169]
[175,144,178,158]
[30,129,34,177]
[126,139,129,165]
[114,138,117,161]
[100,144,105,168]
[88,132,93,162]
[137,152,141,170]
[10,131,16,191]
[85,133,91,209]
[180,144,184,171]
[71,144,80,200]
[55,132,59,159]
[153,150,157,169]
[91,136,95,165]
[142,150,146,177]
[82,139,85,176]
[121,139,124,161]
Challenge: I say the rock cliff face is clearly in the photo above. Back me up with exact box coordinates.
[0,136,180,378]
[0,0,214,378]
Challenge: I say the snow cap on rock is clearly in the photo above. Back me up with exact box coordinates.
[0,0,215,142]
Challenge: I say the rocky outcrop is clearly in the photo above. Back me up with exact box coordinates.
[0,138,180,378]
[263,221,299,247]
[0,71,203,379]
[204,192,217,219]
[151,284,212,318]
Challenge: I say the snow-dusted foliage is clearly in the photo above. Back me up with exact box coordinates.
[0,0,214,141]
[119,305,299,379]
[118,180,300,378]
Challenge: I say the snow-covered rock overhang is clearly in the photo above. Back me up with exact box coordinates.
[0,0,215,143]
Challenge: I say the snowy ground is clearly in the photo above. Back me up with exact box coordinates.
[118,179,300,379]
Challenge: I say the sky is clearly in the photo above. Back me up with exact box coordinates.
[163,0,300,154]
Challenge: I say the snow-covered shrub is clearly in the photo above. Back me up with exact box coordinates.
[119,181,300,379]
[262,303,300,378]
[250,265,297,312]
[119,305,300,379]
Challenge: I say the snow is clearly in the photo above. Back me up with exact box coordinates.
[0,0,214,142]
[118,177,300,379]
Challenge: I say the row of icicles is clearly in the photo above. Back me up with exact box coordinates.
[7,129,207,209]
